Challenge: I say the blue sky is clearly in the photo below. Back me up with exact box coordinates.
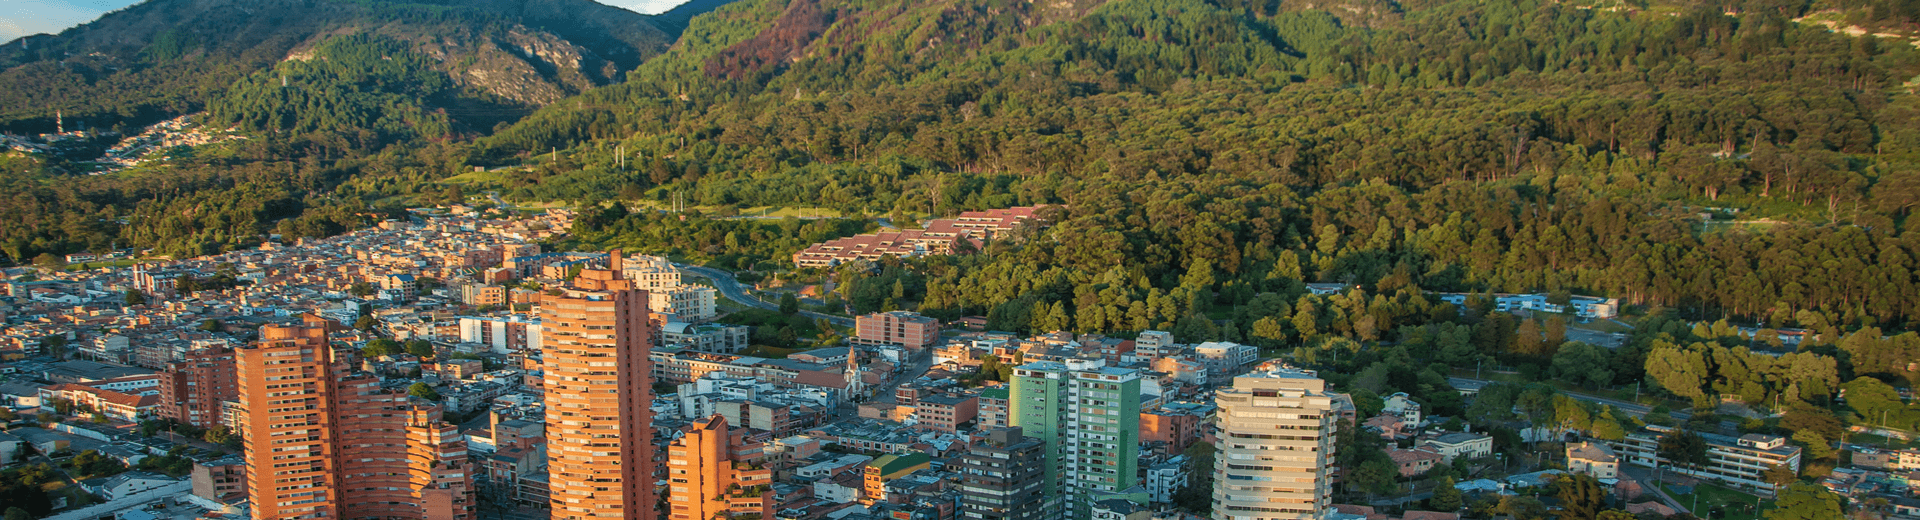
[0,0,688,43]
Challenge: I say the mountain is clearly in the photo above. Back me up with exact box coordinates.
[0,0,717,133]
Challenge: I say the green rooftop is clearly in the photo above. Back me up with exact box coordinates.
[868,452,932,475]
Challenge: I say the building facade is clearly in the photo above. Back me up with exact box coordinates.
[159,347,237,429]
[1010,361,1143,518]
[237,322,475,520]
[667,415,774,520]
[539,251,659,520]
[958,427,1047,520]
[856,311,940,349]
[1212,369,1335,520]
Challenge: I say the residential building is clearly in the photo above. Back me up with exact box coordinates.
[458,315,543,354]
[1192,341,1258,382]
[977,387,1009,429]
[856,311,940,350]
[158,347,236,429]
[460,284,508,306]
[1607,429,1802,490]
[864,453,932,505]
[1418,432,1492,462]
[237,322,475,520]
[666,415,774,520]
[1133,331,1176,358]
[1388,447,1444,477]
[1566,442,1619,480]
[1383,392,1423,425]
[190,457,245,502]
[651,286,719,322]
[1010,361,1143,518]
[913,392,978,433]
[1144,456,1187,504]
[957,427,1046,520]
[539,251,658,520]
[1212,368,1335,520]
[661,322,750,354]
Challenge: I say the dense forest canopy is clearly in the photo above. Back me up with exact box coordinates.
[4,0,1920,335]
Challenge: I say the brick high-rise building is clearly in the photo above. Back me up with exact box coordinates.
[159,347,236,429]
[855,311,939,349]
[540,250,658,520]
[237,321,475,520]
[1211,368,1335,520]
[666,415,774,520]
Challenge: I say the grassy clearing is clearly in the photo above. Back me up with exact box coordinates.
[1662,482,1771,520]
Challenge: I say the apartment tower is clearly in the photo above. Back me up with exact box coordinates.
[1211,369,1335,520]
[1009,360,1142,519]
[541,250,658,520]
[957,427,1047,520]
[666,415,774,520]
[159,347,237,429]
[237,320,475,520]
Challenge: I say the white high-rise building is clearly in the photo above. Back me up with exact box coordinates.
[1212,369,1335,520]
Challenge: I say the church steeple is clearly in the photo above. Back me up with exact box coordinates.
[844,348,864,401]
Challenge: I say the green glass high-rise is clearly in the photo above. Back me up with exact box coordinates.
[1010,360,1143,519]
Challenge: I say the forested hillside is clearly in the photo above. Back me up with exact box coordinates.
[455,0,1920,334]
[0,0,739,260]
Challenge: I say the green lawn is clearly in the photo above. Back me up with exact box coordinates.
[1568,319,1633,334]
[1662,482,1772,520]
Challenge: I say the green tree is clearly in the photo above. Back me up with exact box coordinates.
[409,382,442,402]
[1171,440,1215,513]
[405,339,435,359]
[123,289,146,306]
[1554,473,1607,520]
[1764,463,1798,488]
[1658,430,1710,472]
[1764,482,1844,520]
[1551,342,1613,389]
[1429,477,1464,512]
[32,253,64,270]
[363,338,400,358]
[354,314,378,331]
[779,292,800,315]
[5,507,31,520]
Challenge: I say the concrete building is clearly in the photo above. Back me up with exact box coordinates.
[666,415,774,520]
[856,311,940,350]
[661,322,750,354]
[1607,429,1803,491]
[1566,442,1619,480]
[190,457,245,502]
[1212,369,1335,520]
[1144,455,1187,504]
[1418,432,1492,462]
[958,427,1047,520]
[1010,361,1143,518]
[864,453,932,505]
[458,315,543,354]
[158,347,236,429]
[1133,331,1176,358]
[539,251,658,520]
[237,321,475,520]
[651,286,719,322]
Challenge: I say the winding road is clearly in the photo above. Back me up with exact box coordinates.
[677,264,855,327]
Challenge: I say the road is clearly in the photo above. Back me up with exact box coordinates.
[678,264,854,327]
[1448,377,1693,421]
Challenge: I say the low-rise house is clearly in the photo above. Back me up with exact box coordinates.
[1419,432,1493,462]
[1566,441,1620,480]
